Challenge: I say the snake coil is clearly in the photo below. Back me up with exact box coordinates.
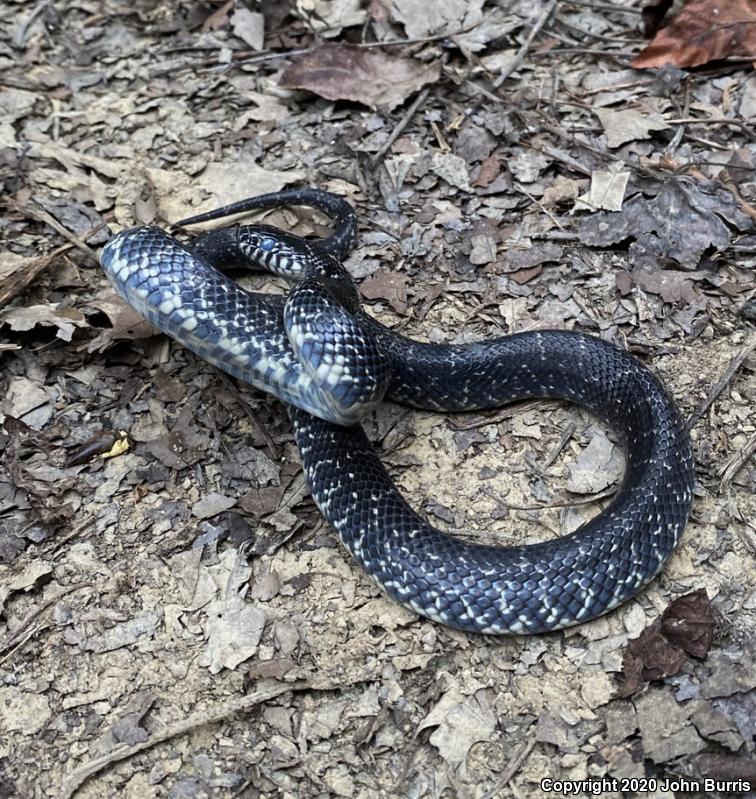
[100,189,694,634]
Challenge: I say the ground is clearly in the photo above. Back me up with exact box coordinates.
[0,2,755,798]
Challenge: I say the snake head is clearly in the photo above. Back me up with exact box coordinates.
[237,225,353,286]
[190,223,359,307]
[236,224,305,276]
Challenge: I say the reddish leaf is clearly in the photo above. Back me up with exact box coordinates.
[618,619,688,697]
[632,0,756,68]
[360,270,410,313]
[472,155,502,188]
[660,587,714,659]
[617,589,715,697]
[279,44,440,111]
[642,0,675,36]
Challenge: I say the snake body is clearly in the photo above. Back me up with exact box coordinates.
[100,190,694,634]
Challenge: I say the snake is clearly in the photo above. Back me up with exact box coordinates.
[99,188,695,634]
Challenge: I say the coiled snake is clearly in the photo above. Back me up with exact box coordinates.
[100,189,694,634]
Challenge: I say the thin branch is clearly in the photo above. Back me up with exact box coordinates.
[481,729,537,799]
[687,335,756,430]
[565,0,642,13]
[60,682,309,799]
[12,0,53,47]
[202,23,481,74]
[9,200,104,263]
[492,0,559,88]
[372,51,449,164]
[372,86,432,164]
[719,431,756,493]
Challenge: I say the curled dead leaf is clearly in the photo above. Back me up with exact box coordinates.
[618,589,714,697]
[633,0,756,69]
[279,44,440,111]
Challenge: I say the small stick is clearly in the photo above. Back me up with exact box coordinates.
[566,0,642,12]
[372,85,432,164]
[216,371,280,459]
[0,243,72,310]
[492,0,558,88]
[513,181,565,229]
[59,682,308,799]
[542,421,576,468]
[196,24,481,74]
[12,0,53,47]
[9,200,104,263]
[481,730,537,799]
[0,584,91,663]
[686,335,756,430]
[719,431,756,493]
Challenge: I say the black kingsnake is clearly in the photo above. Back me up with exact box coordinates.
[100,189,694,634]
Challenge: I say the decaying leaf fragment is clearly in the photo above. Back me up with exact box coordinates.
[633,0,756,69]
[618,589,714,697]
[296,0,366,37]
[280,44,440,111]
[574,166,630,211]
[594,108,669,149]
[578,178,753,270]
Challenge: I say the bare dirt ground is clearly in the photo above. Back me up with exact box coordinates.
[1,2,755,798]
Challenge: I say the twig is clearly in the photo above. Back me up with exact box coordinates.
[59,682,308,799]
[531,230,579,241]
[718,174,756,222]
[542,422,576,468]
[554,14,641,45]
[0,212,107,308]
[448,400,561,431]
[372,50,451,164]
[216,371,280,460]
[686,335,756,430]
[538,145,593,177]
[0,584,91,664]
[719,431,756,493]
[531,47,631,61]
[503,485,616,512]
[665,77,690,154]
[9,200,104,263]
[0,243,73,310]
[12,0,53,47]
[665,117,756,141]
[565,0,642,13]
[372,86,432,164]
[492,0,558,88]
[199,24,480,75]
[481,729,537,799]
[513,181,565,229]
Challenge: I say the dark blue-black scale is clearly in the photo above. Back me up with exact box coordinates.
[100,188,694,634]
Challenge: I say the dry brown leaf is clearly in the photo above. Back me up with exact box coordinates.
[144,161,304,224]
[594,108,669,149]
[0,303,87,341]
[633,0,756,69]
[279,44,440,111]
[360,270,410,312]
[578,178,752,270]
[618,589,714,697]
[472,154,501,188]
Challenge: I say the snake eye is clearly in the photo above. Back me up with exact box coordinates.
[260,237,276,252]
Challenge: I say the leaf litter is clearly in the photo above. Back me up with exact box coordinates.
[0,1,754,797]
